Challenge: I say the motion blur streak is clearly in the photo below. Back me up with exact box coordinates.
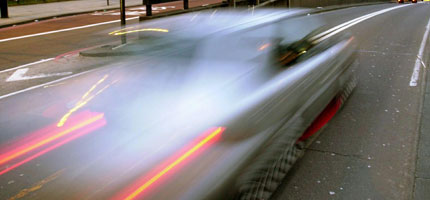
[120,127,225,200]
[108,27,134,35]
[0,112,106,176]
[0,112,103,165]
[57,75,109,127]
[258,43,270,51]
[8,169,65,200]
[82,75,109,99]
[109,28,169,36]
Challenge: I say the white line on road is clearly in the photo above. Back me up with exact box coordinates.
[409,16,430,87]
[0,69,95,100]
[6,68,72,82]
[0,58,54,74]
[312,4,411,43]
[0,17,139,43]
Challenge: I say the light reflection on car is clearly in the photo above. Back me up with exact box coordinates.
[0,9,357,200]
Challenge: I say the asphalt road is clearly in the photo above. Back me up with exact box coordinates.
[274,2,430,200]
[0,0,222,71]
[0,2,430,200]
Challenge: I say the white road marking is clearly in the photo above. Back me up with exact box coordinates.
[0,17,139,43]
[312,4,411,43]
[409,16,430,87]
[92,6,176,16]
[6,68,72,82]
[0,58,54,74]
[0,70,95,100]
[92,10,147,16]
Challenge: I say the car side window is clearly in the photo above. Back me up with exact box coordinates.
[274,17,323,66]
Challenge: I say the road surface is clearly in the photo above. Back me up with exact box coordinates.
[0,2,430,200]
[274,2,430,200]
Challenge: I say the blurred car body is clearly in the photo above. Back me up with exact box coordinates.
[0,9,357,200]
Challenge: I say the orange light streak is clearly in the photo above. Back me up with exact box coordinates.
[82,75,108,99]
[108,27,135,35]
[0,113,104,166]
[57,75,109,127]
[123,127,225,200]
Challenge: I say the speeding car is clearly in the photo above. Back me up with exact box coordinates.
[0,9,356,200]
[412,0,417,3]
[398,0,404,3]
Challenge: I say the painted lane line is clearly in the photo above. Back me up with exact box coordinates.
[312,12,373,40]
[314,13,379,43]
[0,58,54,74]
[0,17,139,43]
[0,69,95,100]
[313,5,411,43]
[6,68,72,82]
[410,16,430,87]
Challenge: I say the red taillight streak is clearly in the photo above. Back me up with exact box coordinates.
[0,118,105,176]
[0,112,103,166]
[116,127,225,200]
[0,112,106,176]
[298,98,342,141]
[0,110,89,153]
[0,125,58,156]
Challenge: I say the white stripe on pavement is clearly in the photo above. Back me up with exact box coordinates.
[312,4,411,43]
[0,58,54,74]
[409,16,430,87]
[0,17,139,43]
[0,69,95,100]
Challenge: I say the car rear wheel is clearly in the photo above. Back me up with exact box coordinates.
[234,75,357,200]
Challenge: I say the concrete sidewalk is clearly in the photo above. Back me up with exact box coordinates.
[0,0,145,27]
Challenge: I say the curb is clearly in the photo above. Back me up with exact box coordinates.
[79,44,147,57]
